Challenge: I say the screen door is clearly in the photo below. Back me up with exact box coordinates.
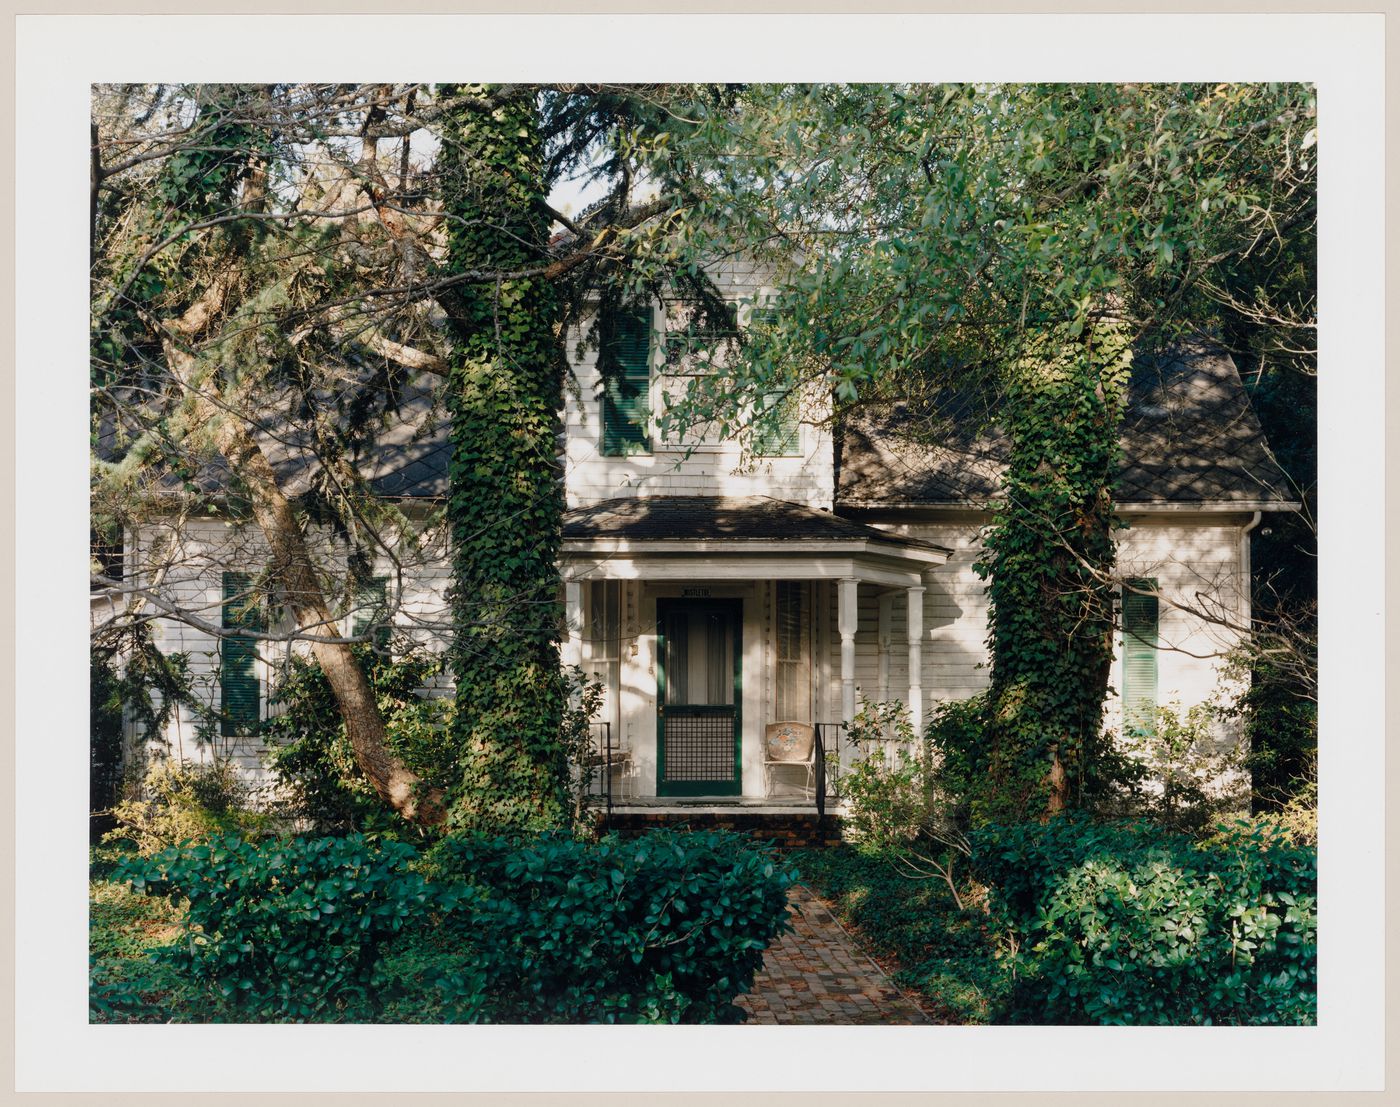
[656,598,742,795]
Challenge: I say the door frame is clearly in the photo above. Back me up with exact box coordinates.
[655,596,743,796]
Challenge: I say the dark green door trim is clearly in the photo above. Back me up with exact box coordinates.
[656,597,742,796]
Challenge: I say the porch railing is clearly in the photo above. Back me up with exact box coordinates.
[579,720,624,823]
[578,719,916,821]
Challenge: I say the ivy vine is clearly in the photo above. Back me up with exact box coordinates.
[974,323,1133,823]
[437,85,570,832]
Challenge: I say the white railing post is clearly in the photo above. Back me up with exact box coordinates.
[838,576,858,727]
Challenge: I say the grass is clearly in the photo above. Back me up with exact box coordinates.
[88,845,227,1023]
[795,845,1010,1024]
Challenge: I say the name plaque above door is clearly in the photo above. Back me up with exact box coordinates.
[682,587,711,598]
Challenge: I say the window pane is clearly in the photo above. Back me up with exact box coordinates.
[775,582,810,721]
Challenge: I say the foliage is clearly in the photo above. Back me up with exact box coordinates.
[559,665,607,824]
[109,829,795,1024]
[970,815,1316,1025]
[1114,702,1249,833]
[798,846,1007,1024]
[103,758,272,856]
[836,699,971,906]
[437,85,570,833]
[838,698,934,851]
[651,82,1314,441]
[114,834,441,1021]
[261,647,456,836]
[421,830,798,1023]
[1225,635,1319,812]
[976,323,1134,820]
[90,645,129,822]
[90,626,217,821]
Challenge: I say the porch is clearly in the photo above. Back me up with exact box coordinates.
[561,496,954,809]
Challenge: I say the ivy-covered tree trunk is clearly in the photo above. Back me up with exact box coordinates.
[438,86,570,832]
[977,323,1132,823]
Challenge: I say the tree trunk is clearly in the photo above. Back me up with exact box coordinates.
[437,85,571,832]
[159,336,446,827]
[213,417,447,826]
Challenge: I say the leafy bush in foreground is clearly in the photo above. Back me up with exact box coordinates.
[421,830,798,1023]
[971,816,1317,1025]
[114,834,439,1020]
[112,829,797,1024]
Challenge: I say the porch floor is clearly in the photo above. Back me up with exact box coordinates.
[609,796,849,816]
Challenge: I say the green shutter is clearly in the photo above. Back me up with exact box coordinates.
[351,577,390,652]
[601,308,652,456]
[1121,579,1158,735]
[755,390,801,456]
[221,572,264,737]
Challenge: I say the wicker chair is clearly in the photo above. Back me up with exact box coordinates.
[763,721,817,798]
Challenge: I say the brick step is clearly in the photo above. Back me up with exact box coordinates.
[597,810,843,848]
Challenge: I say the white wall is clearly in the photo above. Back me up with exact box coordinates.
[817,513,1252,737]
[123,514,453,789]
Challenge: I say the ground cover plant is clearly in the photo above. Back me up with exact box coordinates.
[796,846,1008,1024]
[89,846,219,1022]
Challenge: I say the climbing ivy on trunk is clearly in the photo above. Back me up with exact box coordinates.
[437,85,570,832]
[975,324,1134,823]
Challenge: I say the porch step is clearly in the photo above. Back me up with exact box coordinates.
[596,809,843,849]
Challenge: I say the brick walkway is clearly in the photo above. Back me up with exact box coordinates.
[736,885,930,1024]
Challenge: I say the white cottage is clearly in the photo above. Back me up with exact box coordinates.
[100,271,1298,809]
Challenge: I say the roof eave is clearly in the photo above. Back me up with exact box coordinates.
[560,537,952,563]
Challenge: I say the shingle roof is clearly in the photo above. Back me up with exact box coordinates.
[94,384,452,501]
[837,345,1298,509]
[98,346,1295,513]
[563,496,950,553]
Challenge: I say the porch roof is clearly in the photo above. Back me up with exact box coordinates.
[563,495,950,553]
[560,496,951,586]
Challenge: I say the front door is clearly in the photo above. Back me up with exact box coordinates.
[656,598,742,796]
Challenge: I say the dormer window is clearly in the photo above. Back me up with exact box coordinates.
[598,295,802,456]
[662,300,739,375]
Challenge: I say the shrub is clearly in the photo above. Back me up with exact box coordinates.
[838,699,972,907]
[559,664,606,826]
[1113,703,1249,833]
[971,816,1317,1025]
[114,834,445,1020]
[261,647,456,835]
[104,759,271,855]
[113,829,796,1024]
[422,830,799,1023]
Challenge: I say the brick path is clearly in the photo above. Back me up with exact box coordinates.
[736,885,930,1024]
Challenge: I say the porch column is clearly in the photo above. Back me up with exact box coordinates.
[906,585,925,732]
[838,576,859,725]
[562,578,583,672]
[877,591,894,703]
